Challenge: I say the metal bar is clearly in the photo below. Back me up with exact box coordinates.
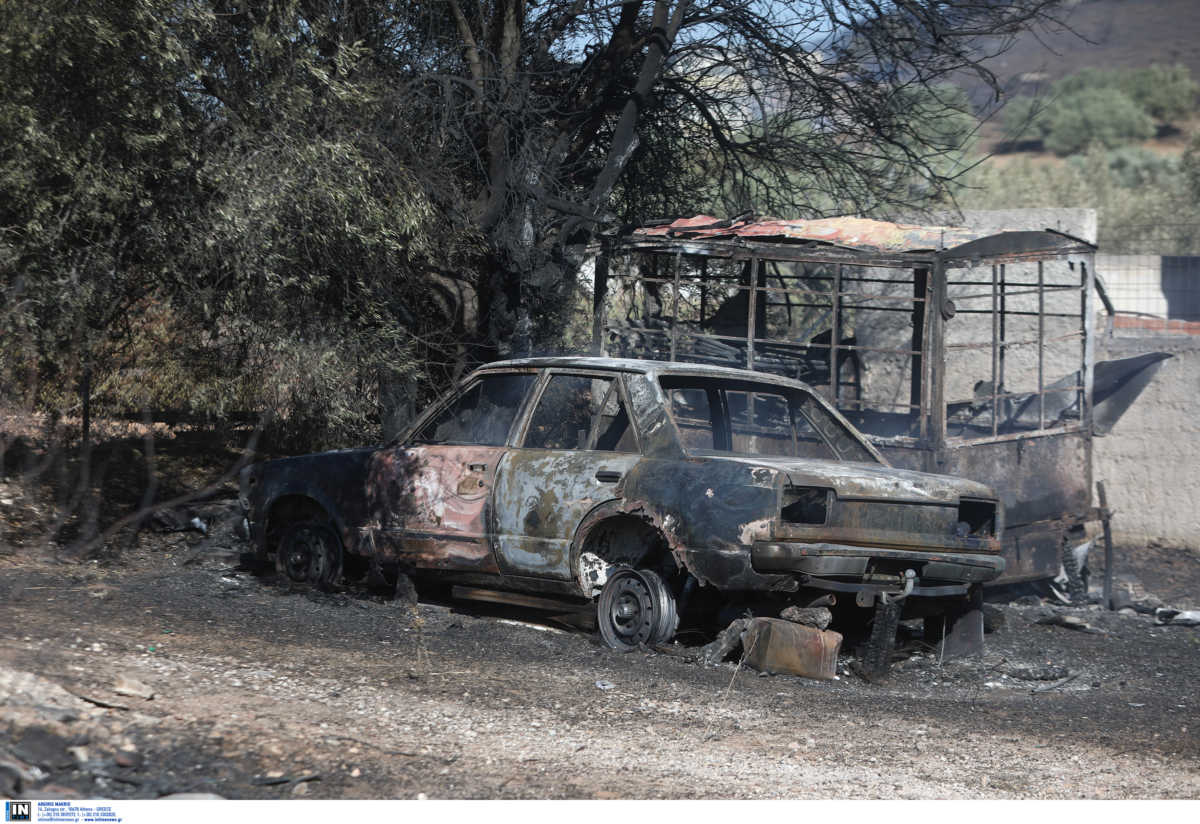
[1038,260,1045,429]
[669,250,682,361]
[949,309,1081,318]
[831,263,842,404]
[814,303,921,315]
[1093,269,1116,315]
[945,281,1079,290]
[838,274,921,286]
[930,258,947,452]
[945,330,1084,351]
[643,254,657,321]
[991,264,999,438]
[910,268,927,420]
[943,424,1089,447]
[838,293,925,303]
[765,342,924,356]
[948,385,1083,403]
[746,256,758,370]
[1098,480,1114,610]
[999,263,1007,397]
[950,286,1075,300]
[699,257,708,326]
[616,272,926,305]
[1082,258,1094,430]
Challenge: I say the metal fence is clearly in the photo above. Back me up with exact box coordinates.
[1096,222,1200,333]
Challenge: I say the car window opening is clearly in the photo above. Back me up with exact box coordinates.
[412,373,536,446]
[659,376,877,463]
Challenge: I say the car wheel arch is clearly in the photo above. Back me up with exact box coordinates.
[264,492,345,558]
[569,500,684,597]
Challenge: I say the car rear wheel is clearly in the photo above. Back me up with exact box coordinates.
[276,521,343,590]
[597,568,678,651]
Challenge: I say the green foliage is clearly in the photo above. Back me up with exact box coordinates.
[1081,146,1178,189]
[0,1,478,452]
[1054,64,1199,123]
[956,144,1200,253]
[1184,133,1200,202]
[1002,64,1198,156]
[0,0,202,416]
[1002,95,1052,143]
[1042,87,1155,156]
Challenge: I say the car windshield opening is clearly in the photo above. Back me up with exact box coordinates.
[659,376,877,463]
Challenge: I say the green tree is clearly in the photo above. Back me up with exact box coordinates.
[0,2,477,450]
[0,1,201,429]
[1055,64,1198,123]
[1043,87,1155,155]
[1002,95,1052,144]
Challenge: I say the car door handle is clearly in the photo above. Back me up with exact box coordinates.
[595,470,621,483]
[468,463,487,472]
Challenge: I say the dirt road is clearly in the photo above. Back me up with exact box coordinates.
[2,529,1199,800]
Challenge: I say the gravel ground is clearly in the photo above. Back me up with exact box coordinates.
[2,517,1199,800]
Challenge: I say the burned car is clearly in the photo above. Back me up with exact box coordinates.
[240,357,1003,651]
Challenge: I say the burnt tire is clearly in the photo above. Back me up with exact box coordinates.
[597,568,678,651]
[276,521,343,590]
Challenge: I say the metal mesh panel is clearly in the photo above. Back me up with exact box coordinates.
[1097,222,1200,335]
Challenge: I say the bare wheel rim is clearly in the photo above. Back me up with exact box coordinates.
[597,569,676,651]
[641,569,679,644]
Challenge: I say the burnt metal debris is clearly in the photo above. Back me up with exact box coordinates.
[241,356,1008,658]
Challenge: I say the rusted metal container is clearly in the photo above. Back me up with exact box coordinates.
[741,618,843,680]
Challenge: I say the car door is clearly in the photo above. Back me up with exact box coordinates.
[367,371,537,573]
[492,371,641,581]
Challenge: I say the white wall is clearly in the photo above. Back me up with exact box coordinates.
[1093,336,1200,548]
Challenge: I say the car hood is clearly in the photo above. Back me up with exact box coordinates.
[703,454,995,504]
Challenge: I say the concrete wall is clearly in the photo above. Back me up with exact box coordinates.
[1093,335,1200,548]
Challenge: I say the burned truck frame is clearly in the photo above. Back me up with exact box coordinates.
[594,216,1109,586]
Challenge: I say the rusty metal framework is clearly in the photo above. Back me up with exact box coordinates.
[594,216,1099,584]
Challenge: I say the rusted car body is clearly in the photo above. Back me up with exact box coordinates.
[240,357,1003,650]
[593,216,1166,593]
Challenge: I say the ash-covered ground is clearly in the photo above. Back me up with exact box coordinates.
[2,493,1199,799]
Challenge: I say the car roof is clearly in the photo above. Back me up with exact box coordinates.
[476,355,816,388]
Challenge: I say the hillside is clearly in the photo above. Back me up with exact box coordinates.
[970,0,1200,103]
